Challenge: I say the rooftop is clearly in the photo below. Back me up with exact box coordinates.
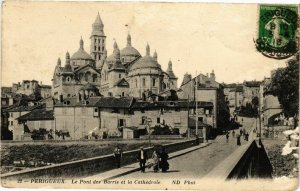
[17,108,54,121]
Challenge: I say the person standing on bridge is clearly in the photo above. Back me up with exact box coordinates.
[113,145,123,168]
[226,132,229,143]
[137,146,148,173]
[237,134,241,146]
[159,147,169,172]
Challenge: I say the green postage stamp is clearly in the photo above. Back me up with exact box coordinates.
[255,4,299,59]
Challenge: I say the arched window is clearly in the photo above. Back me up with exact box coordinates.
[85,71,92,82]
[93,74,97,82]
[142,78,145,87]
[122,92,125,97]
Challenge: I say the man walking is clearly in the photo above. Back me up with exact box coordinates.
[137,146,148,172]
[113,145,122,168]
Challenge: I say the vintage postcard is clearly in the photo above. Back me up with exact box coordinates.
[1,1,299,190]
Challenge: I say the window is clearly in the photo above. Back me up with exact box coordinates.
[94,46,97,51]
[152,78,156,86]
[119,74,121,79]
[10,121,13,126]
[118,119,125,127]
[94,108,98,112]
[27,85,30,89]
[102,39,105,43]
[98,39,100,43]
[198,117,203,122]
[10,113,13,117]
[98,46,100,51]
[99,54,101,60]
[157,117,161,124]
[95,39,97,43]
[142,78,145,87]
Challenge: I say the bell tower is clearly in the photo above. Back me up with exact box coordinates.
[90,12,106,62]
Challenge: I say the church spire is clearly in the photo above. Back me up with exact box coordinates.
[91,12,105,36]
[168,60,173,70]
[146,43,150,56]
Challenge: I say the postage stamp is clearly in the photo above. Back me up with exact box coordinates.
[255,4,299,59]
[1,2,299,191]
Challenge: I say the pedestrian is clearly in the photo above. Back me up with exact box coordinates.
[152,150,160,172]
[245,132,249,141]
[239,129,243,136]
[237,134,241,146]
[241,118,244,124]
[159,147,169,172]
[232,130,235,138]
[226,132,229,143]
[113,145,122,168]
[137,146,148,173]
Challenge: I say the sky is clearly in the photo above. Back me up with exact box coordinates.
[1,1,289,87]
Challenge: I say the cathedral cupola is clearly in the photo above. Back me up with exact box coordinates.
[62,52,74,74]
[57,57,61,66]
[120,33,141,64]
[146,43,150,56]
[166,59,177,79]
[153,50,158,61]
[127,34,131,46]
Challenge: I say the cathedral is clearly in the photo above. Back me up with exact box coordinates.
[52,13,178,99]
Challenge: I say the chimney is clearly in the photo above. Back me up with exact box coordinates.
[59,94,64,103]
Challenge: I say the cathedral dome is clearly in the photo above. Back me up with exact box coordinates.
[120,34,141,58]
[71,38,93,60]
[120,46,141,57]
[130,44,161,71]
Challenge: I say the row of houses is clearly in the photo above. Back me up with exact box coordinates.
[8,95,214,141]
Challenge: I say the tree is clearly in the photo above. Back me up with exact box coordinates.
[269,53,299,117]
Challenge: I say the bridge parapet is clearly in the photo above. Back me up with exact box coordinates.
[205,139,273,180]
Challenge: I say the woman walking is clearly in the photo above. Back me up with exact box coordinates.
[159,147,169,172]
[152,150,160,172]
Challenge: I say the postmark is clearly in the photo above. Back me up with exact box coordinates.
[255,4,299,59]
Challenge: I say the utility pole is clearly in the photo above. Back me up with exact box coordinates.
[187,95,190,139]
[195,71,198,136]
[258,93,262,145]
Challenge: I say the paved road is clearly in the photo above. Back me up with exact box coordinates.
[115,117,256,180]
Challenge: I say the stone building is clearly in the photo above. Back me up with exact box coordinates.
[242,80,260,106]
[53,96,213,140]
[52,13,177,99]
[260,77,282,126]
[177,71,230,132]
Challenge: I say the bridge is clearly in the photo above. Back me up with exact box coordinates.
[1,117,273,187]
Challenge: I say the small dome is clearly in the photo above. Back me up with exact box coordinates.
[71,38,93,60]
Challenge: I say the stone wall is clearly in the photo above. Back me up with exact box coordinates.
[0,139,199,180]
